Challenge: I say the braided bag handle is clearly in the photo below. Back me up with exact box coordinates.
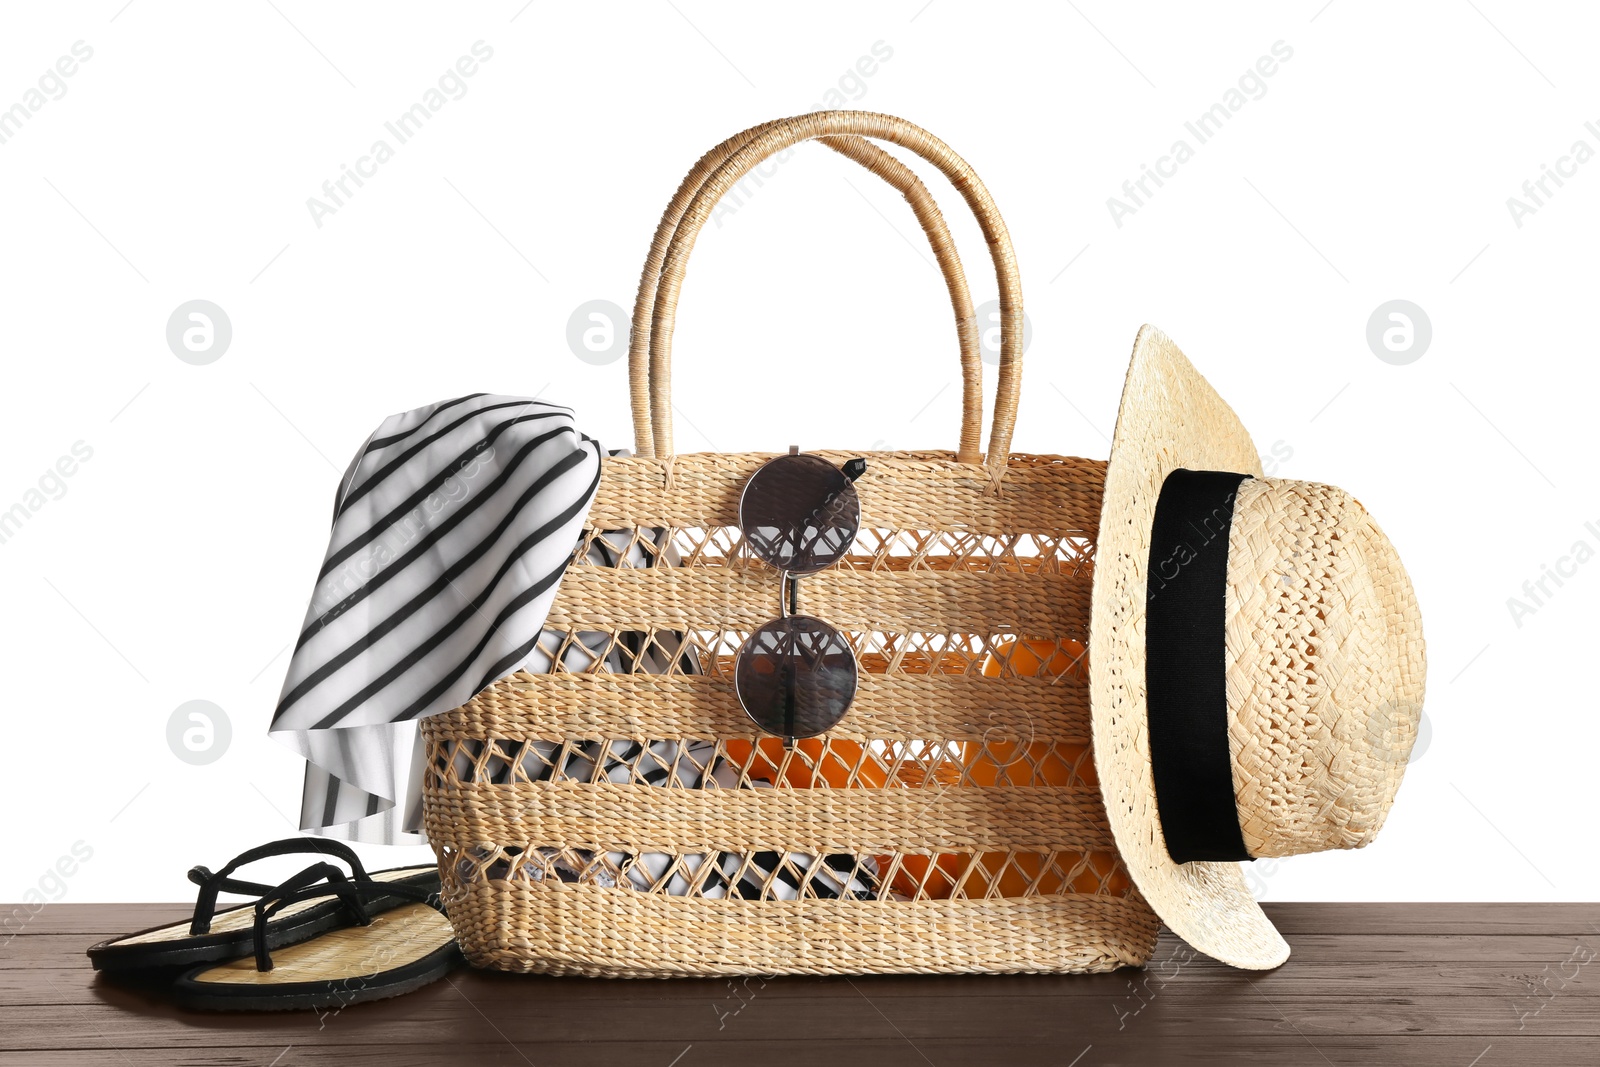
[630,111,1023,473]
[629,118,982,461]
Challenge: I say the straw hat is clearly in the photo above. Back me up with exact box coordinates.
[1089,326,1427,969]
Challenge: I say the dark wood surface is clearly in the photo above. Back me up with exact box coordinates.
[3,903,1596,1065]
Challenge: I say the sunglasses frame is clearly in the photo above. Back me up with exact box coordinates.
[733,449,865,743]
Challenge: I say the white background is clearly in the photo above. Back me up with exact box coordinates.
[2,1,1595,905]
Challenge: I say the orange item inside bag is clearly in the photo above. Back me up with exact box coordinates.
[721,737,890,789]
[725,638,1130,900]
[887,638,1131,900]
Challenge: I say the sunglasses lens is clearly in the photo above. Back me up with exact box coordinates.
[739,453,860,574]
[735,616,858,739]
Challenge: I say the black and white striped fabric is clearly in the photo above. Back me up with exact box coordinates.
[269,394,604,844]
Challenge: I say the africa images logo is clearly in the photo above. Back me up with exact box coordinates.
[1504,519,1600,628]
[305,41,495,228]
[1106,40,1294,228]
[1505,120,1600,229]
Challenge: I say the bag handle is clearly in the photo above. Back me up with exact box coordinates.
[629,119,984,461]
[631,111,1024,474]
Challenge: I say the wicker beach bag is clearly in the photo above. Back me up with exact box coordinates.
[420,111,1161,976]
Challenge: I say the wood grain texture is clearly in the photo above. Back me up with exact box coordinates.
[3,903,1597,1065]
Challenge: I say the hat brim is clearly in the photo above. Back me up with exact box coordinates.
[1089,325,1290,970]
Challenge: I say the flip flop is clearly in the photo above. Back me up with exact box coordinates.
[171,878,462,1012]
[87,837,439,974]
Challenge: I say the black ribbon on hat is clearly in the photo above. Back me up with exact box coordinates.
[1145,469,1255,864]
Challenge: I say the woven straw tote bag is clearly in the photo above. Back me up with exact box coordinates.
[420,111,1162,976]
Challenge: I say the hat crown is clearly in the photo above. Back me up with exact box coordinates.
[1224,477,1426,859]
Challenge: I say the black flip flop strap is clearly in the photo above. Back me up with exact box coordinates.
[188,837,369,935]
[250,864,375,971]
[185,868,280,899]
[251,875,444,972]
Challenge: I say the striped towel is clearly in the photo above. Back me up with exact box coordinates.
[269,394,604,843]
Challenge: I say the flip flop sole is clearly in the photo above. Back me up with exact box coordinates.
[171,942,464,1012]
[170,902,461,1012]
[88,866,439,973]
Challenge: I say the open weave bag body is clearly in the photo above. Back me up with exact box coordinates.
[445,525,883,904]
[420,452,1160,975]
[419,112,1161,976]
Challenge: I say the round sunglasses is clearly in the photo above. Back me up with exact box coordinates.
[734,449,867,742]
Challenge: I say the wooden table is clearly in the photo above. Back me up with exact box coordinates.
[3,903,1595,1065]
